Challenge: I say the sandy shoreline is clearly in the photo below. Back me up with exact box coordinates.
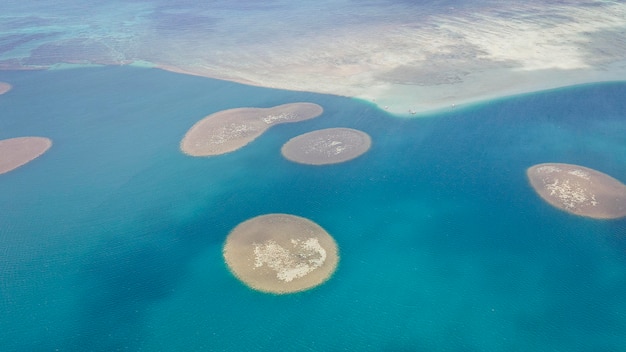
[158,63,626,117]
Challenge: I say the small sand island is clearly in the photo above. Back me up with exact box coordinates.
[180,103,323,156]
[0,82,11,95]
[527,163,626,219]
[0,137,52,175]
[281,128,371,165]
[223,213,339,294]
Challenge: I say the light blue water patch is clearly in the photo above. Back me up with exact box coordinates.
[1,67,626,351]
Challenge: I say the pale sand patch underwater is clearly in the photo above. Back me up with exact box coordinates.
[0,82,11,95]
[180,103,323,156]
[527,163,626,219]
[223,214,339,294]
[281,128,371,165]
[0,137,52,175]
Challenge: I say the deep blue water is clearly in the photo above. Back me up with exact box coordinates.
[1,67,626,351]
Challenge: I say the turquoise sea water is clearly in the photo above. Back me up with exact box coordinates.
[1,67,626,351]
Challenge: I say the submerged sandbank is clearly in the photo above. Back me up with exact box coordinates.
[0,82,11,95]
[0,137,52,175]
[527,163,626,219]
[223,213,339,294]
[281,128,371,165]
[180,103,323,156]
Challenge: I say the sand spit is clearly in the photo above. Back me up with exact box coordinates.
[0,137,52,175]
[0,82,11,95]
[281,128,371,165]
[180,103,323,156]
[527,163,626,219]
[223,213,339,294]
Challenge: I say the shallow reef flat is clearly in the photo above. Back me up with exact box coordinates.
[223,213,339,294]
[281,127,371,165]
[2,1,626,116]
[527,163,626,219]
[180,103,323,156]
[0,136,52,175]
[159,1,626,115]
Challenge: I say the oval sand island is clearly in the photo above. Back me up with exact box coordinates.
[527,163,626,219]
[223,213,339,294]
[0,137,52,175]
[180,102,323,156]
[0,82,11,95]
[281,127,371,165]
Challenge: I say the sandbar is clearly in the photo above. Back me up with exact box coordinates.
[527,163,626,219]
[223,213,339,294]
[0,137,52,175]
[0,82,11,95]
[180,103,323,156]
[281,128,371,165]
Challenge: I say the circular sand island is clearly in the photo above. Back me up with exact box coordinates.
[281,127,371,165]
[0,137,52,175]
[0,82,11,95]
[223,213,339,294]
[527,163,626,219]
[180,102,323,156]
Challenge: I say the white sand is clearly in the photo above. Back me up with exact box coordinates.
[253,238,327,283]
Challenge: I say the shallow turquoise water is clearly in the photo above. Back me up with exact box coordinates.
[1,67,626,351]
